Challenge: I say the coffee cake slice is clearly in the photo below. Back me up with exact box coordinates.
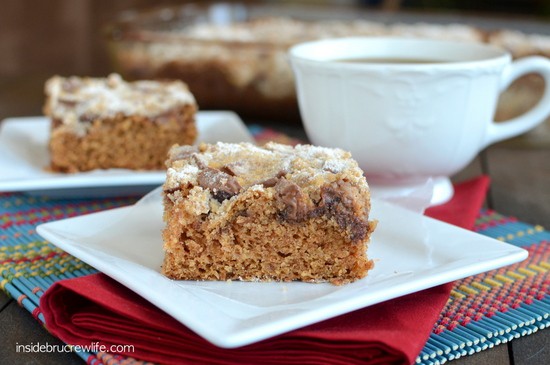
[162,142,377,285]
[44,73,197,172]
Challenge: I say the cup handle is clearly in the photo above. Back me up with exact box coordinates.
[483,56,550,148]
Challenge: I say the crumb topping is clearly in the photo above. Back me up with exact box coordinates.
[165,142,365,194]
[44,74,196,130]
[182,17,483,45]
[488,30,550,57]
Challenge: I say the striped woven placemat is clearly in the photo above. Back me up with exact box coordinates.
[418,210,549,364]
[1,192,548,365]
[1,128,548,364]
[0,193,138,364]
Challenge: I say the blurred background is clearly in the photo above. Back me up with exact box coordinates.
[1,0,550,120]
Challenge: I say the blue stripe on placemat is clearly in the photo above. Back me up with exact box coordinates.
[477,221,548,247]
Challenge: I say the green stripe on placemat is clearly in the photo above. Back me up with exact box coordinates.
[1,192,548,365]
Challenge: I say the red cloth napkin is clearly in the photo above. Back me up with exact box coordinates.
[40,176,490,365]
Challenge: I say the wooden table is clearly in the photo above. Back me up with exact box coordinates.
[0,2,549,364]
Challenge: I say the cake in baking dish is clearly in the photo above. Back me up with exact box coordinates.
[44,73,197,172]
[161,142,377,285]
[110,16,484,121]
[111,13,550,137]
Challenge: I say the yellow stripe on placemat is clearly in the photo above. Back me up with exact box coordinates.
[518,267,538,276]
[471,282,491,291]
[458,285,479,295]
[506,271,526,280]
[0,240,93,285]
[528,264,547,273]
[495,274,515,284]
[483,278,503,287]
[450,289,466,299]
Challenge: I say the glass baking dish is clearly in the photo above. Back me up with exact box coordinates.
[105,1,549,133]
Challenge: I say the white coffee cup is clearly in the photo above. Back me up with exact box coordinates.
[289,37,550,205]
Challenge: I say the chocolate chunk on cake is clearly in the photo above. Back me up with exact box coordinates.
[44,73,197,172]
[161,142,377,285]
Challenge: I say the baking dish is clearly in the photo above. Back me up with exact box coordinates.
[105,1,549,138]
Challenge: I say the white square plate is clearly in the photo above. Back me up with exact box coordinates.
[36,188,528,348]
[0,112,254,197]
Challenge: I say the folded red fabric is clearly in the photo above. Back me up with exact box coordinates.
[425,175,490,228]
[40,176,490,365]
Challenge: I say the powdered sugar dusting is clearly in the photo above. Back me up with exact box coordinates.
[214,141,275,157]
[323,159,349,173]
[293,144,349,160]
[167,164,199,184]
[45,74,196,125]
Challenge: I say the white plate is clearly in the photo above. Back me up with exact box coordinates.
[0,112,254,197]
[36,188,528,348]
